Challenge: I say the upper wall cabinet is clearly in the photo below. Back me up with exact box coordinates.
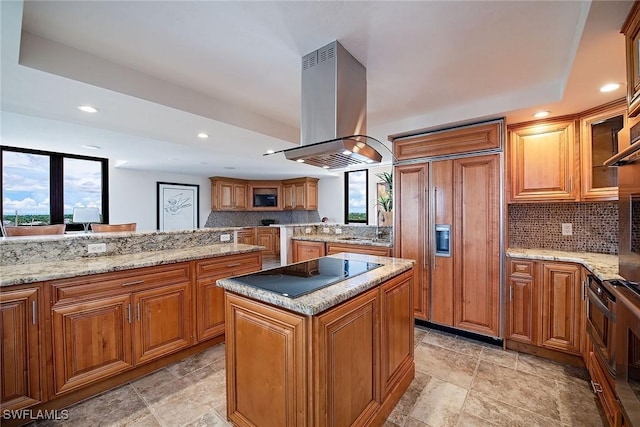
[623,1,640,117]
[580,99,626,201]
[210,177,248,211]
[282,177,318,210]
[508,118,578,203]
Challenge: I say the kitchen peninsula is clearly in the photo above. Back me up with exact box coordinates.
[217,253,415,427]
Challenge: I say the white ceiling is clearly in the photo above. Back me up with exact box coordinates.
[0,1,633,179]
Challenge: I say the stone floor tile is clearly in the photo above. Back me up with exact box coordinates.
[414,342,479,389]
[130,367,178,396]
[516,352,588,381]
[402,417,431,427]
[386,370,432,426]
[462,390,561,426]
[165,344,226,378]
[414,327,428,347]
[183,409,232,427]
[457,412,498,427]
[555,376,606,426]
[479,345,518,369]
[471,360,562,421]
[409,377,467,427]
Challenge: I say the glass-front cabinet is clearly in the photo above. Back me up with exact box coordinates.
[580,100,626,201]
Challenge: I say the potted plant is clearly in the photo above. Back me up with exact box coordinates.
[375,172,393,225]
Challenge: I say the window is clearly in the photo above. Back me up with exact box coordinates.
[344,169,368,223]
[1,146,109,230]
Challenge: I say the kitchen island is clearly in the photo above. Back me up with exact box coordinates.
[217,253,415,427]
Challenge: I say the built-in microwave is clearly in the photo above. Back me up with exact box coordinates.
[253,194,277,207]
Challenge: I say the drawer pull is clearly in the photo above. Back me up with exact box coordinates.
[227,263,242,268]
[590,380,603,394]
[136,303,141,322]
[32,301,37,325]
[127,304,132,324]
[122,280,144,287]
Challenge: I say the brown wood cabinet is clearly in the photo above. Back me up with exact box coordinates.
[580,99,626,201]
[1,285,44,411]
[236,227,256,245]
[256,227,280,256]
[282,177,318,210]
[508,119,578,202]
[505,258,583,357]
[506,259,537,345]
[540,262,582,354]
[195,253,262,342]
[394,163,429,320]
[623,1,640,117]
[249,181,282,210]
[224,269,414,427]
[325,242,392,257]
[292,240,325,262]
[589,350,622,427]
[210,177,248,210]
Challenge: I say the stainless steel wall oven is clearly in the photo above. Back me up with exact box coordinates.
[587,275,617,377]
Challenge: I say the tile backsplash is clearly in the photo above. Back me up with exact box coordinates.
[508,202,618,254]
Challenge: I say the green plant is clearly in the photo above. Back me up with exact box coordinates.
[375,171,392,191]
[377,193,393,212]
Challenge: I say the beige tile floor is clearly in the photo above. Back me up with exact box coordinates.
[30,325,606,427]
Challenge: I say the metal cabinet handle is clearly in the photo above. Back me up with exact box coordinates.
[227,263,242,267]
[581,280,587,301]
[569,176,573,192]
[136,303,141,322]
[509,286,513,301]
[32,300,37,325]
[590,380,603,394]
[127,304,132,324]
[123,280,144,287]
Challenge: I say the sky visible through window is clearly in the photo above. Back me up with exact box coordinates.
[2,151,102,223]
[347,170,367,222]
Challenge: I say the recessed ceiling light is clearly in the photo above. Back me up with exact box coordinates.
[297,159,305,163]
[78,105,99,113]
[533,111,550,118]
[600,83,621,93]
[81,144,101,150]
[322,165,330,169]
[266,149,275,154]
[197,132,209,139]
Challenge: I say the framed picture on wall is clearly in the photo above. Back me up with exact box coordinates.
[157,182,199,231]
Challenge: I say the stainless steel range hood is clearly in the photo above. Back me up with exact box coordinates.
[280,41,383,169]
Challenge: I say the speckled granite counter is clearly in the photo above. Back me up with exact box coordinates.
[1,243,262,287]
[217,252,413,315]
[291,235,393,248]
[506,248,621,281]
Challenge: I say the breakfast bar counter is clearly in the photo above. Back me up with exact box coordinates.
[217,253,415,427]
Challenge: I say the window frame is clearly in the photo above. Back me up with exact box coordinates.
[1,145,109,231]
[344,169,369,224]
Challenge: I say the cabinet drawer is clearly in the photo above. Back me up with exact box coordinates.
[326,243,392,257]
[196,253,262,279]
[510,260,534,277]
[589,351,620,427]
[51,263,191,304]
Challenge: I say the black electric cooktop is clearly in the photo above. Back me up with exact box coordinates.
[231,257,383,298]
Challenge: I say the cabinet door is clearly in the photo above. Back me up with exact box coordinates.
[293,183,306,210]
[430,160,454,326]
[225,293,307,427]
[506,273,537,345]
[380,271,413,398]
[257,229,275,255]
[237,228,256,245]
[540,262,581,354]
[314,288,380,426]
[219,182,235,210]
[292,240,325,262]
[580,268,590,365]
[580,102,625,201]
[282,184,295,210]
[453,154,500,337]
[325,243,392,257]
[1,287,43,410]
[133,282,192,364]
[234,183,247,210]
[52,294,133,394]
[196,279,225,342]
[394,163,429,320]
[509,120,577,202]
[305,181,318,210]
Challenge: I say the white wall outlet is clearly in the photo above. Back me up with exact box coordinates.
[87,243,107,254]
[322,227,330,234]
[335,228,342,234]
[561,223,573,236]
[220,234,231,242]
[305,227,312,234]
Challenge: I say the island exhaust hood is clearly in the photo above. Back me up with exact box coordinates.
[279,41,383,169]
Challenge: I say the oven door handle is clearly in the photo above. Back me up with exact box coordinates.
[588,288,616,321]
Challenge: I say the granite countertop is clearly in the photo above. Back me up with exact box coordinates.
[217,253,414,316]
[0,244,263,287]
[291,235,393,248]
[506,248,621,281]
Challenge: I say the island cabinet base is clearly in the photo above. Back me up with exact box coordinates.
[224,269,414,427]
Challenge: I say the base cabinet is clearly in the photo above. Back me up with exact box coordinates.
[589,351,621,427]
[506,258,583,357]
[1,286,44,410]
[292,240,326,262]
[225,269,414,427]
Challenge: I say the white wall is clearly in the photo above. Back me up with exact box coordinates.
[109,165,211,232]
[317,165,392,225]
